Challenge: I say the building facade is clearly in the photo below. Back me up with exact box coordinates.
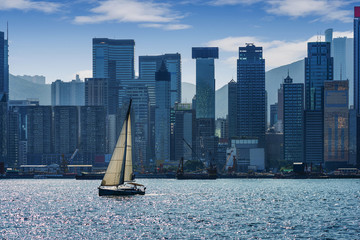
[228,79,237,138]
[155,61,171,161]
[324,80,349,169]
[283,75,304,163]
[51,76,85,106]
[192,47,219,162]
[304,42,333,165]
[93,38,135,114]
[237,43,266,146]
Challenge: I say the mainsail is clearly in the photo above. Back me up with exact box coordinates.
[124,114,133,182]
[101,101,132,186]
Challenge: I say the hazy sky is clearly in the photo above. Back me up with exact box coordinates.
[0,0,357,88]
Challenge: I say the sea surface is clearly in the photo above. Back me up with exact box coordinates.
[1,179,360,239]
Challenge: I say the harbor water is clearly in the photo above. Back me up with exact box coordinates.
[1,179,360,239]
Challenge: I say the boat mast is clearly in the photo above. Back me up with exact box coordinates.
[119,99,132,185]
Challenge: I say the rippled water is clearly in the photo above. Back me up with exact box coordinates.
[1,179,360,239]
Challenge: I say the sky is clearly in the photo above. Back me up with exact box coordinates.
[0,0,357,88]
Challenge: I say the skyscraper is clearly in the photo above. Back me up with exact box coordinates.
[270,103,278,128]
[0,31,8,165]
[305,42,333,111]
[237,43,266,146]
[174,103,193,162]
[0,31,8,101]
[304,42,333,165]
[155,61,171,161]
[324,80,349,169]
[92,38,135,114]
[283,75,304,163]
[138,54,181,107]
[228,79,237,138]
[354,6,360,114]
[192,47,218,161]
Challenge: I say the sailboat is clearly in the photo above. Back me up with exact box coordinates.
[98,99,146,196]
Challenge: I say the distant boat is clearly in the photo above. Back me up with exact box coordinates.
[98,100,146,196]
[75,172,104,180]
[176,157,218,180]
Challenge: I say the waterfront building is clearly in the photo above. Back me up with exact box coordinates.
[283,75,304,163]
[354,6,360,167]
[237,43,266,146]
[53,106,79,155]
[354,7,360,114]
[0,100,7,165]
[7,110,19,168]
[174,103,194,162]
[324,80,349,169]
[93,38,135,114]
[192,47,218,162]
[27,106,53,165]
[265,131,283,170]
[349,108,357,166]
[228,79,237,139]
[8,100,39,166]
[51,75,85,106]
[80,106,107,164]
[270,103,278,128]
[155,61,171,161]
[304,110,324,165]
[304,42,333,164]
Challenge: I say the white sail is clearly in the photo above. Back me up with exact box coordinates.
[101,119,127,186]
[124,114,133,182]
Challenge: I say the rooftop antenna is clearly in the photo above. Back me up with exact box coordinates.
[6,21,8,40]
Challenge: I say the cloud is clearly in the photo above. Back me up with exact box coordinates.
[266,0,353,23]
[0,0,61,13]
[74,0,185,24]
[209,0,261,5]
[139,23,192,30]
[205,0,353,23]
[207,31,352,70]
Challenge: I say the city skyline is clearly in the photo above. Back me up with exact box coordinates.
[0,0,357,89]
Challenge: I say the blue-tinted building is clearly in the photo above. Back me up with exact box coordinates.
[270,103,278,128]
[0,31,8,101]
[192,47,218,119]
[355,7,360,114]
[92,38,135,114]
[228,79,237,138]
[192,47,218,162]
[305,42,333,110]
[283,75,304,163]
[304,42,333,165]
[155,61,171,161]
[138,54,181,107]
[237,43,266,146]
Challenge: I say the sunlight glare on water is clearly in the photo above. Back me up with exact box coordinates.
[1,179,360,239]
